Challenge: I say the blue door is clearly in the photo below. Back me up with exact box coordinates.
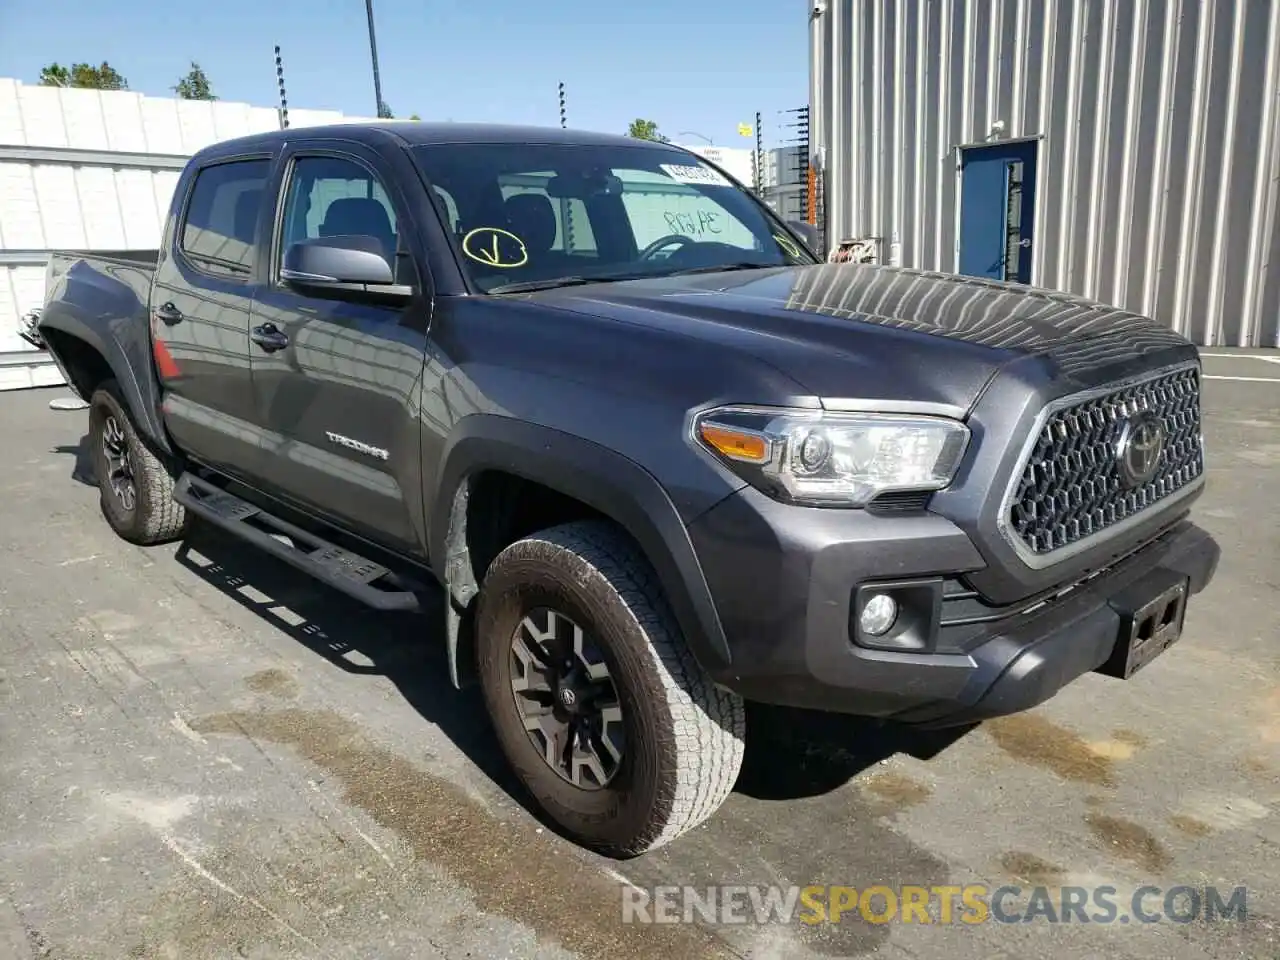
[958,139,1038,284]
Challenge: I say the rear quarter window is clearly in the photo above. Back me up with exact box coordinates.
[179,158,272,276]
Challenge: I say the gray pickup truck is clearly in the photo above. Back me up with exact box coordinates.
[34,121,1219,857]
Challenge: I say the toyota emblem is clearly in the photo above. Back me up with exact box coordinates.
[1115,412,1166,488]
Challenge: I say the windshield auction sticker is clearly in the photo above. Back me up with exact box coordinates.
[660,163,731,187]
[773,233,804,259]
[462,227,528,268]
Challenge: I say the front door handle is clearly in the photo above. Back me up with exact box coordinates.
[250,323,290,352]
[154,302,184,325]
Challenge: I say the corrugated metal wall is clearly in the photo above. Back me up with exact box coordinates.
[810,0,1280,347]
[0,77,372,388]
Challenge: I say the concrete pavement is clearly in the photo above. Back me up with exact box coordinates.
[0,353,1276,959]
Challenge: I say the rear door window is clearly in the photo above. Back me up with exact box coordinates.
[179,158,271,277]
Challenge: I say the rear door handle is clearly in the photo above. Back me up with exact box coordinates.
[250,323,290,352]
[154,302,183,325]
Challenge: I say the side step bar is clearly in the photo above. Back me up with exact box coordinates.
[172,473,422,613]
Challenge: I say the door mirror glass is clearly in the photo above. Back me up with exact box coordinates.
[283,236,395,286]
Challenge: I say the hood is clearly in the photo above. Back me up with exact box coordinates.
[535,263,1189,413]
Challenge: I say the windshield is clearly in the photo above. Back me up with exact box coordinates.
[410,141,818,293]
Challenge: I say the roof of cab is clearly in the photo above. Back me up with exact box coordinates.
[193,121,689,161]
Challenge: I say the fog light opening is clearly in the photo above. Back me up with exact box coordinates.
[860,592,899,637]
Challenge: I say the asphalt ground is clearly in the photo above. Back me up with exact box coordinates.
[0,349,1276,960]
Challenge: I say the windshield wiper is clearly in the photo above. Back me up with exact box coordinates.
[665,262,783,276]
[488,271,660,294]
[488,277,595,294]
[488,262,785,294]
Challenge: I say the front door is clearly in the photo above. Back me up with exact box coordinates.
[248,143,432,557]
[957,139,1038,285]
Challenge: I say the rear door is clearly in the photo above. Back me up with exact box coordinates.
[248,141,433,557]
[151,154,272,481]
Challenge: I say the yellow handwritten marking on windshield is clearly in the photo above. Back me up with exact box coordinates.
[773,233,803,259]
[462,227,528,268]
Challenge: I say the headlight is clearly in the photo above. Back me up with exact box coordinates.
[692,405,970,507]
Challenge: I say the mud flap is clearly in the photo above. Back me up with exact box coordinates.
[443,481,478,689]
[446,595,477,689]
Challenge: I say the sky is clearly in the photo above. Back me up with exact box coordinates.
[0,0,810,148]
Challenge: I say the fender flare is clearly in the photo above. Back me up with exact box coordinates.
[429,415,733,683]
[39,309,172,456]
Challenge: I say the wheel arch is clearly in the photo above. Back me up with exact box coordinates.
[39,312,172,456]
[429,415,733,687]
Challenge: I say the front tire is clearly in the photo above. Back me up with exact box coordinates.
[475,520,745,857]
[88,381,189,545]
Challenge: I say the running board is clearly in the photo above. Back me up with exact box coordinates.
[172,473,422,613]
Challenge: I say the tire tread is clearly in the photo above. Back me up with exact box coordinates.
[515,520,745,853]
[89,382,188,545]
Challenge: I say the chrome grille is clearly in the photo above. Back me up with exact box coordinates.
[1006,365,1203,559]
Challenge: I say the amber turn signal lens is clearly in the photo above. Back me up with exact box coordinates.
[698,422,770,463]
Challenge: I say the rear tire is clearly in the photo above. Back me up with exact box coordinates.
[475,520,745,857]
[88,380,189,545]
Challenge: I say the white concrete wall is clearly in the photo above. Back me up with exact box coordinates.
[0,77,373,388]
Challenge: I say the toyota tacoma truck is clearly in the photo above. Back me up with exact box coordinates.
[35,122,1219,858]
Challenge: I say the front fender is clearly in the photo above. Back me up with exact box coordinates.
[429,414,733,676]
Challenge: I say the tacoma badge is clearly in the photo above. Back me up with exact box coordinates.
[325,431,390,461]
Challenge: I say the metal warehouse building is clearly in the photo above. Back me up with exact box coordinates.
[809,0,1280,347]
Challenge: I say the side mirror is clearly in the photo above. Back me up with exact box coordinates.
[785,220,821,256]
[281,236,413,302]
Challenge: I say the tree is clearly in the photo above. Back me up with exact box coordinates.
[39,62,128,90]
[173,62,217,100]
[627,118,669,142]
[376,105,421,121]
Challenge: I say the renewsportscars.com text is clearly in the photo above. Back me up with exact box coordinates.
[621,884,1249,926]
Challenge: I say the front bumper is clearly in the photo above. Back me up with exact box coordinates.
[686,486,1220,726]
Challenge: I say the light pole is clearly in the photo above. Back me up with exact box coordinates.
[364,0,386,117]
[678,130,713,145]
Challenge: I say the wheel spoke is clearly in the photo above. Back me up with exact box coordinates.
[98,414,138,512]
[597,703,625,762]
[516,687,555,707]
[521,704,556,733]
[571,623,611,681]
[560,717,579,774]
[523,710,569,771]
[519,613,558,652]
[511,633,553,694]
[571,739,612,788]
[543,727,562,770]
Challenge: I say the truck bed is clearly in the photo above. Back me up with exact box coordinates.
[21,251,158,350]
[46,250,159,316]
